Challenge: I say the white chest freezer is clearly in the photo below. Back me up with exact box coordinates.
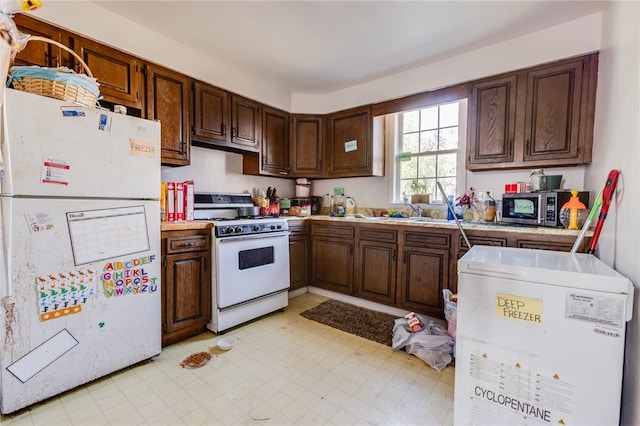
[454,246,633,426]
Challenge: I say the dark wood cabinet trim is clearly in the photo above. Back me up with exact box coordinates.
[373,83,468,116]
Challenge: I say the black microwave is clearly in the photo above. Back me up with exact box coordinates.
[502,191,590,227]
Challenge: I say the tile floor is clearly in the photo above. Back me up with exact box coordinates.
[0,293,455,425]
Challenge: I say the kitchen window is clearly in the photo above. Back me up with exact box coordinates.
[388,99,467,204]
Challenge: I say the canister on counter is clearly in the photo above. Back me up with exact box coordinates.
[279,198,291,216]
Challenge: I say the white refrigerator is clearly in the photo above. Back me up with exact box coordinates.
[454,245,633,426]
[0,89,161,414]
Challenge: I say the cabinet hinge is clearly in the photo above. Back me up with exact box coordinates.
[205,257,209,270]
[163,258,167,268]
[163,323,167,332]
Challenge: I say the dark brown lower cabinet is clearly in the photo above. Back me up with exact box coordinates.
[398,245,451,318]
[161,229,211,346]
[356,226,397,305]
[309,223,355,294]
[288,221,309,290]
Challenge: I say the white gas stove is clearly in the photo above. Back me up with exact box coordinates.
[194,193,290,333]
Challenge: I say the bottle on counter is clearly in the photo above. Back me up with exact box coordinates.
[330,195,335,216]
[335,195,345,217]
[484,201,496,222]
[483,191,496,222]
[346,196,356,215]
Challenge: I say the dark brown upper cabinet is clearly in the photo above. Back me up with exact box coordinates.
[192,81,260,154]
[73,36,143,110]
[243,105,290,176]
[326,105,383,177]
[467,53,598,170]
[191,80,230,147]
[467,75,518,166]
[145,63,191,166]
[290,114,325,178]
[12,14,72,68]
[230,94,261,152]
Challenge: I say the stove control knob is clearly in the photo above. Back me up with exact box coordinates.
[234,226,243,234]
[276,224,282,230]
[253,225,261,232]
[270,224,276,230]
[223,227,232,234]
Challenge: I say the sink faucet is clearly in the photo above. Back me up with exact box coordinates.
[403,196,423,217]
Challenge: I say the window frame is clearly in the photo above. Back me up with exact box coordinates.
[387,98,467,205]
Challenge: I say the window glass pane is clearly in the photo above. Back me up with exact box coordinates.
[437,153,457,177]
[402,132,419,153]
[420,106,438,130]
[439,127,458,150]
[400,179,414,196]
[420,130,438,152]
[403,110,419,133]
[400,157,417,179]
[437,177,457,201]
[425,178,438,198]
[440,102,459,127]
[417,155,436,179]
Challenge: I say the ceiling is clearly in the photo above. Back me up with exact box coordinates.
[90,1,609,94]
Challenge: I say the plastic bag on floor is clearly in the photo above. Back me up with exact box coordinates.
[392,314,454,372]
[442,289,457,339]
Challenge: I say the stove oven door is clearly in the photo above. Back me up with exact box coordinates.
[214,231,290,309]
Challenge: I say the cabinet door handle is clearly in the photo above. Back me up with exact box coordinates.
[176,241,198,248]
[221,123,226,136]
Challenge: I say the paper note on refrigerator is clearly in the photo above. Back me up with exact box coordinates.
[41,158,70,186]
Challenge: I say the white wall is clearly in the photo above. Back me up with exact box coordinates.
[30,2,292,111]
[594,3,640,425]
[161,147,295,197]
[291,13,602,113]
[25,4,640,424]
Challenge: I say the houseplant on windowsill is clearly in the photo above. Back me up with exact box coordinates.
[410,180,430,204]
[455,187,478,221]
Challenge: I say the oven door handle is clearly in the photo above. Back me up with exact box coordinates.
[217,231,290,243]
